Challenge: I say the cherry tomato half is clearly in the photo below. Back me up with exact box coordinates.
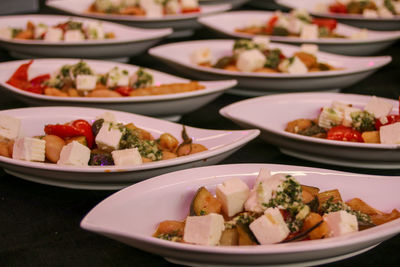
[312,18,338,31]
[327,125,363,142]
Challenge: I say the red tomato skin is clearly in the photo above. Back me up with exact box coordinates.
[375,115,400,130]
[44,119,94,148]
[327,125,363,142]
[312,18,338,31]
[265,15,278,34]
[114,86,133,96]
[329,3,348,13]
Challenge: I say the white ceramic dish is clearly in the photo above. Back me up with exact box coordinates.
[198,10,400,55]
[81,163,400,266]
[276,0,400,30]
[0,107,259,190]
[0,59,236,121]
[149,39,391,96]
[46,0,232,37]
[220,92,400,169]
[0,14,172,59]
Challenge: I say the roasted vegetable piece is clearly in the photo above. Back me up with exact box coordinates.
[318,189,342,210]
[89,149,114,166]
[300,212,329,240]
[237,222,258,245]
[91,119,104,137]
[42,135,65,163]
[190,187,222,216]
[219,228,239,246]
[153,220,185,242]
[213,56,235,69]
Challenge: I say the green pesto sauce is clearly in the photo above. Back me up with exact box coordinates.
[321,197,372,224]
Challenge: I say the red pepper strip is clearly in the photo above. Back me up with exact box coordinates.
[312,18,338,31]
[44,119,94,148]
[327,125,363,142]
[265,15,278,34]
[24,74,51,94]
[114,86,133,96]
[329,3,347,13]
[30,74,50,86]
[181,7,201,13]
[71,119,94,149]
[6,60,33,89]
[374,115,400,130]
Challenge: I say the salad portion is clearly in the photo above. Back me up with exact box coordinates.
[317,0,400,18]
[153,168,400,245]
[0,112,207,166]
[6,60,205,97]
[285,95,400,144]
[236,9,367,40]
[0,20,114,42]
[191,38,338,74]
[88,0,201,17]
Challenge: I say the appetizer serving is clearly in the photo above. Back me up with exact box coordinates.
[154,168,400,245]
[0,19,114,42]
[6,60,205,97]
[88,0,201,17]
[236,9,367,40]
[0,111,207,167]
[286,95,400,144]
[191,37,338,74]
[318,0,400,18]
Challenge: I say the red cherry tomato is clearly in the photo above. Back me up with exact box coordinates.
[374,115,400,130]
[265,15,279,34]
[6,60,33,89]
[114,86,133,96]
[312,18,338,31]
[44,119,94,148]
[329,3,348,13]
[327,125,363,142]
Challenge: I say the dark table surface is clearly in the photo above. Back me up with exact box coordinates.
[1,1,400,266]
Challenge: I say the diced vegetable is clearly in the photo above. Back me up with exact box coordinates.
[190,187,222,216]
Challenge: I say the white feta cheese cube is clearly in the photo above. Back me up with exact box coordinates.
[246,18,263,28]
[34,24,48,39]
[76,75,97,91]
[236,49,266,72]
[288,17,307,35]
[378,6,394,18]
[0,27,12,39]
[12,137,46,162]
[95,112,117,123]
[252,36,270,50]
[111,148,142,166]
[287,56,308,74]
[364,96,393,119]
[57,141,90,166]
[95,122,123,151]
[274,11,290,29]
[190,47,211,65]
[140,0,163,18]
[216,178,250,217]
[278,58,290,73]
[323,210,358,237]
[300,44,319,55]
[331,101,351,112]
[86,22,105,40]
[64,29,85,42]
[318,107,344,129]
[363,9,379,18]
[379,122,400,144]
[350,29,368,40]
[106,67,130,88]
[300,24,318,40]
[342,106,362,127]
[0,114,21,140]
[181,0,199,9]
[244,172,285,213]
[44,27,63,42]
[165,0,180,14]
[249,207,290,244]
[183,213,225,246]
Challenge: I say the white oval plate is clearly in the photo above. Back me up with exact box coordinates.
[198,10,400,55]
[220,92,400,169]
[149,39,391,96]
[81,163,400,266]
[0,107,259,190]
[276,0,400,30]
[46,0,232,36]
[0,59,236,121]
[0,14,172,59]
